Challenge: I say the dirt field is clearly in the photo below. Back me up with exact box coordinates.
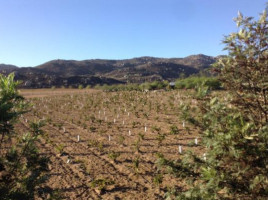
[19,88,99,98]
[17,89,203,199]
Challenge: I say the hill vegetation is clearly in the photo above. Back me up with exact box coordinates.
[96,76,222,92]
[0,54,217,88]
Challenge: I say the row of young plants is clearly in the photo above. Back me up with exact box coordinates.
[27,84,202,198]
[51,84,91,89]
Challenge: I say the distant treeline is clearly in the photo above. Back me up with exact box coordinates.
[95,76,221,91]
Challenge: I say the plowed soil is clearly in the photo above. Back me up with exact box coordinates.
[16,89,203,199]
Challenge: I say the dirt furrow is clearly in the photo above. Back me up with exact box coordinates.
[18,120,100,200]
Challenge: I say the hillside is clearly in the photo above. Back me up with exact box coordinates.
[1,54,218,88]
[0,64,18,73]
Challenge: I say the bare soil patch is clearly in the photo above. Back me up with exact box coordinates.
[16,89,203,199]
[19,88,98,98]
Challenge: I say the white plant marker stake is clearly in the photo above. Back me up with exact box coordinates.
[63,127,66,133]
[122,120,125,125]
[114,118,116,123]
[145,126,147,132]
[203,153,206,161]
[77,135,80,142]
[108,135,111,141]
[195,138,198,145]
[128,130,131,136]
[179,145,182,154]
[66,159,70,164]
[183,121,185,128]
[25,119,28,123]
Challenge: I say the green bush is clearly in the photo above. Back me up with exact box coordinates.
[160,9,268,200]
[175,76,221,90]
[0,73,52,199]
[98,81,168,92]
[169,125,179,135]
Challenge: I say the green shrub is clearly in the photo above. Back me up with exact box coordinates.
[0,73,51,199]
[108,151,120,162]
[169,125,179,135]
[97,81,168,92]
[90,178,115,191]
[162,9,268,200]
[175,76,221,90]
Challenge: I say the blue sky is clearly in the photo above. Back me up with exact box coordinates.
[0,0,266,67]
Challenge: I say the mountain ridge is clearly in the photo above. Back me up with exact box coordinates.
[0,54,219,88]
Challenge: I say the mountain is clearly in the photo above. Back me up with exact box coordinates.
[172,54,217,70]
[0,54,218,88]
[36,59,116,76]
[0,64,18,73]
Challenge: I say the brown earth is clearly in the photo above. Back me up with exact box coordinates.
[19,88,99,98]
[16,89,204,199]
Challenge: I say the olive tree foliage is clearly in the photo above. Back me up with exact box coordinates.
[0,73,52,200]
[0,73,29,142]
[217,9,268,126]
[156,9,268,200]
